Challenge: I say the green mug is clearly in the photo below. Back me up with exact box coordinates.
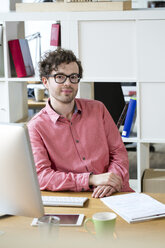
[84,212,117,239]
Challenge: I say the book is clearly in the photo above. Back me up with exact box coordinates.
[101,193,165,223]
[50,23,61,47]
[0,24,2,46]
[8,39,34,78]
[116,102,129,129]
[0,24,4,77]
[122,98,136,138]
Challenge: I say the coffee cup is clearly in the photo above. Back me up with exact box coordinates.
[84,212,116,239]
[34,88,45,102]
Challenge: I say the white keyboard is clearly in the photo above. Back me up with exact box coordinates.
[42,196,88,207]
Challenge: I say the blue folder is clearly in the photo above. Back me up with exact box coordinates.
[122,98,136,138]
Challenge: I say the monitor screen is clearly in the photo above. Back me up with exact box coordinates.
[0,123,44,218]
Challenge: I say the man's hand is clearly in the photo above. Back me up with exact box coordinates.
[89,172,122,192]
[92,185,116,198]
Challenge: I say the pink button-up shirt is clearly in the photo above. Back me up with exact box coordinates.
[28,98,132,192]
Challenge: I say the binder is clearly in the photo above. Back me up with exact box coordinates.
[0,24,2,46]
[8,39,34,78]
[0,24,4,77]
[122,98,136,138]
[117,102,129,129]
[50,23,61,47]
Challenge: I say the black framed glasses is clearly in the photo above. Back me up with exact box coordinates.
[47,73,81,84]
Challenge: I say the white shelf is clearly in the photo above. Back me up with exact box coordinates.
[0,9,165,22]
[81,77,137,83]
[7,77,40,82]
[140,139,165,144]
[122,137,138,143]
[0,77,5,81]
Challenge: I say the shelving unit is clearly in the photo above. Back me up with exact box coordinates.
[0,10,165,192]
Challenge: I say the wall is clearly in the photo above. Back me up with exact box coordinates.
[0,0,22,11]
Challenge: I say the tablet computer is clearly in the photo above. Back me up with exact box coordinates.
[31,213,84,227]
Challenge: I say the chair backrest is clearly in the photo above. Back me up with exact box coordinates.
[94,82,125,124]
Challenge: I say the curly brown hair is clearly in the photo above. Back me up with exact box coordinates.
[39,48,83,80]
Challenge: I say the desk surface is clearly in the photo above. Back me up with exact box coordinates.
[1,191,165,247]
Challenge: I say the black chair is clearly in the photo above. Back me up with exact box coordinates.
[94,82,155,152]
[94,82,125,125]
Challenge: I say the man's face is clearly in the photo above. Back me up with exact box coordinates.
[43,62,79,104]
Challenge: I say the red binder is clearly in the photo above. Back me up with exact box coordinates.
[8,39,34,78]
[50,23,61,47]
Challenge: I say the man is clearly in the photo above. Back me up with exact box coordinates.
[28,48,133,198]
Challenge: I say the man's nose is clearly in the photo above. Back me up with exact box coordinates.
[63,77,71,85]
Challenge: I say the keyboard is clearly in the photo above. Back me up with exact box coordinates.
[42,196,88,207]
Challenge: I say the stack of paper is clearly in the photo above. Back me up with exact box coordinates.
[101,193,165,223]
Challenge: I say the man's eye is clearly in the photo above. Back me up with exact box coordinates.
[71,75,78,79]
[57,75,65,79]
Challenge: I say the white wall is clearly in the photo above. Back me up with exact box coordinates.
[0,0,22,11]
[0,0,10,11]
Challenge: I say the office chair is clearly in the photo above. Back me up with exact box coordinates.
[94,82,155,152]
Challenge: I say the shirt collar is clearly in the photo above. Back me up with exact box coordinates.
[45,98,82,124]
[75,98,82,114]
[45,99,59,124]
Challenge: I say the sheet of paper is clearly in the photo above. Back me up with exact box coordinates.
[101,193,165,223]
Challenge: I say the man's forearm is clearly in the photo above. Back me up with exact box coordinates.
[89,174,102,186]
[89,172,123,191]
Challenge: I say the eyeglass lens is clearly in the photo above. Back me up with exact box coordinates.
[54,74,80,84]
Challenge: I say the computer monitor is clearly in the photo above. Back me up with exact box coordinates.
[0,123,44,218]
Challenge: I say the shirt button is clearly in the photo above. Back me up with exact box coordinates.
[76,140,79,143]
[82,157,85,160]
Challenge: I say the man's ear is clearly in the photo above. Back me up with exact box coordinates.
[42,77,49,90]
